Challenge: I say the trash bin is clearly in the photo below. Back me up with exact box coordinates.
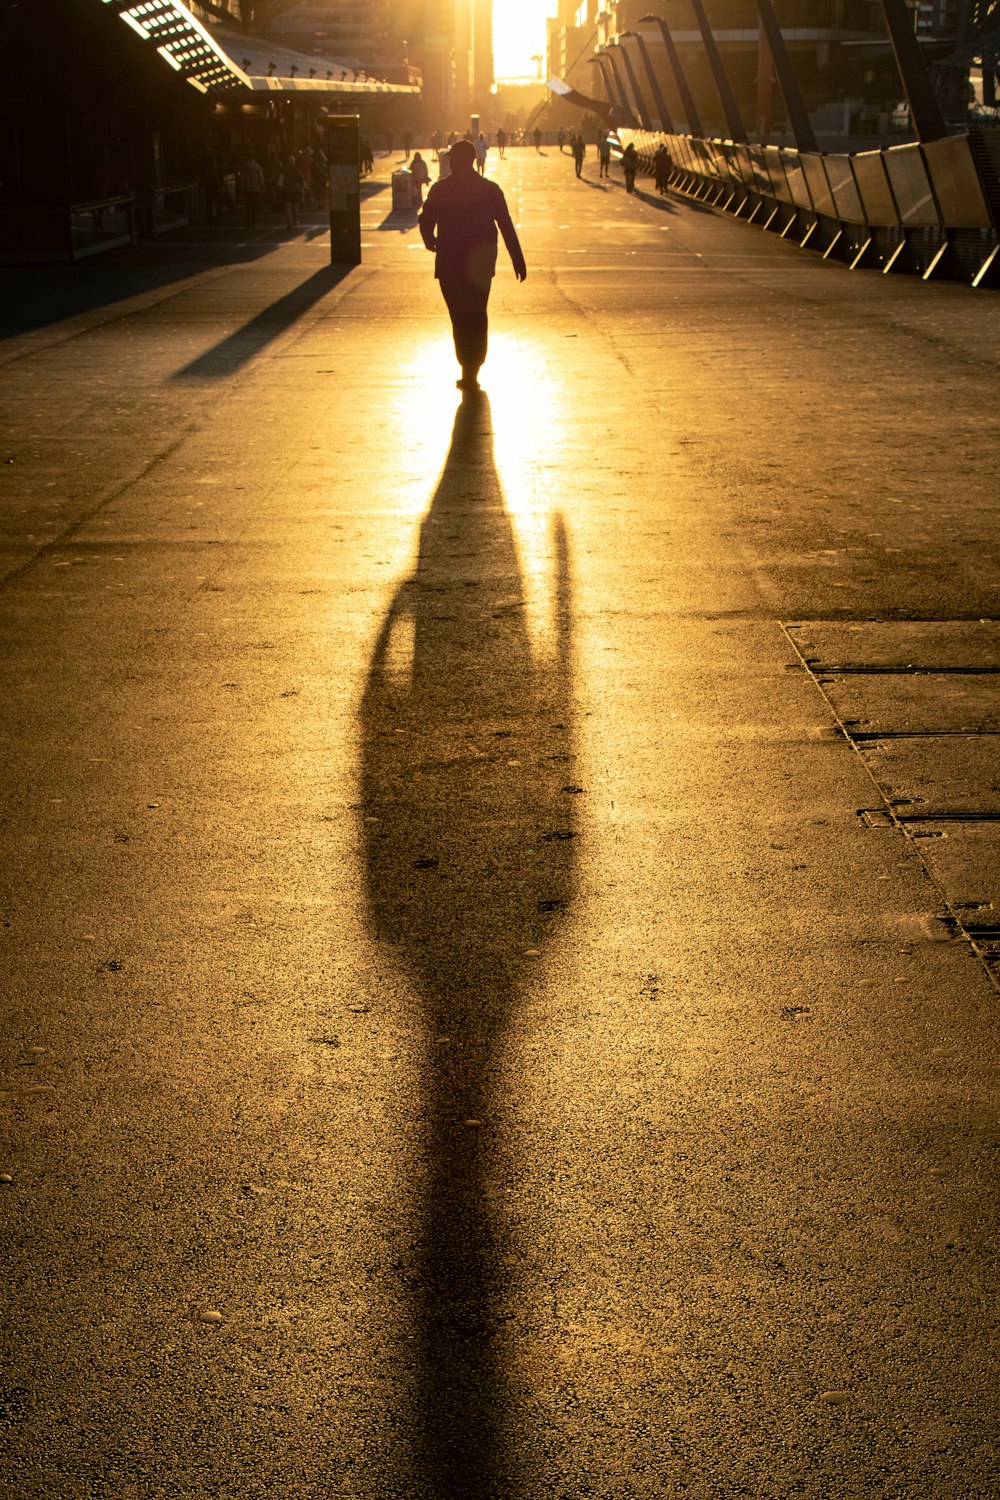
[391,169,413,209]
[437,151,452,181]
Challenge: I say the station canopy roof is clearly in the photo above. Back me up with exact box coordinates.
[100,0,418,97]
[101,0,252,94]
[204,24,420,95]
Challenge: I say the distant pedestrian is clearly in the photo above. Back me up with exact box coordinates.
[312,146,328,201]
[409,150,430,203]
[431,129,442,160]
[622,141,638,194]
[474,132,488,175]
[201,145,225,226]
[402,127,413,161]
[653,142,673,195]
[572,133,585,178]
[418,138,526,391]
[360,137,374,174]
[534,127,542,152]
[279,153,299,228]
[240,150,264,229]
[298,146,314,207]
[558,127,566,153]
[598,132,612,178]
[496,126,507,158]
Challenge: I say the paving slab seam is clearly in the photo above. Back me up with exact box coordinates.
[0,432,191,591]
[781,620,1000,996]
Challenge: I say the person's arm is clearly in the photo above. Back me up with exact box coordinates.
[495,192,527,282]
[418,192,438,251]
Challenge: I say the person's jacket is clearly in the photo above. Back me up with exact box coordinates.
[418,170,525,289]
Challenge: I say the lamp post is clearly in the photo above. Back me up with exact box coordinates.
[591,55,620,121]
[639,14,704,136]
[687,0,747,141]
[755,0,817,151]
[879,0,948,142]
[600,45,639,127]
[621,30,673,133]
[614,39,653,130]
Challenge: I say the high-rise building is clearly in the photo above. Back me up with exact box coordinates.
[399,1,493,126]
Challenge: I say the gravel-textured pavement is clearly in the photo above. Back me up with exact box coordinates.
[1,148,999,1499]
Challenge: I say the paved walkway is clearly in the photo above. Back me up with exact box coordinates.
[1,149,999,1498]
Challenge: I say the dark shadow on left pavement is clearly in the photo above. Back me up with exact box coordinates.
[358,393,577,1494]
[172,264,355,379]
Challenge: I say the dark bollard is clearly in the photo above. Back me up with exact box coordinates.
[327,114,361,267]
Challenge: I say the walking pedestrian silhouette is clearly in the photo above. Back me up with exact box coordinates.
[418,139,526,392]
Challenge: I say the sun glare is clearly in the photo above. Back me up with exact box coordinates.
[400,329,565,650]
[492,0,557,82]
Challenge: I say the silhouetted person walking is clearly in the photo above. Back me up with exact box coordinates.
[418,139,527,392]
[572,134,585,178]
[653,142,673,195]
[410,151,430,204]
[240,151,264,229]
[622,141,638,194]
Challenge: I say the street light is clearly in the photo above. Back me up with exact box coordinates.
[620,30,673,133]
[639,14,704,136]
[613,36,653,129]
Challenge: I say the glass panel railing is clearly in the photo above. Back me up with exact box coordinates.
[883,143,939,227]
[921,136,991,228]
[801,155,836,218]
[852,151,899,227]
[823,155,866,225]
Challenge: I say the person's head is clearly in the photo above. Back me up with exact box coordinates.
[449,139,476,173]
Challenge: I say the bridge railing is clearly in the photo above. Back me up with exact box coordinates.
[616,126,1000,288]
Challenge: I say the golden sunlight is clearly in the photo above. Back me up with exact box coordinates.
[401,329,565,649]
[492,0,558,83]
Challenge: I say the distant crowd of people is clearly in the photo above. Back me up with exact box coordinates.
[211,121,675,231]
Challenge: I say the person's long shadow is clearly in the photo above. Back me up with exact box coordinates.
[359,394,576,1493]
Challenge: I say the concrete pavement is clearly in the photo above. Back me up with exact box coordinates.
[1,149,999,1498]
